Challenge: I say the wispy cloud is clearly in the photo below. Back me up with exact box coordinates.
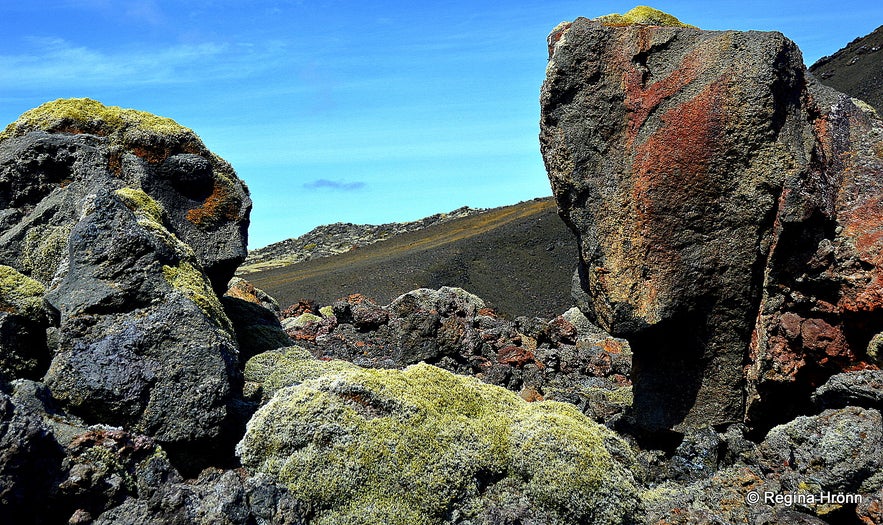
[303,179,366,191]
[0,36,276,90]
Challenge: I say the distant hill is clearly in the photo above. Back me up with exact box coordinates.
[810,25,883,113]
[240,205,482,274]
[242,197,578,318]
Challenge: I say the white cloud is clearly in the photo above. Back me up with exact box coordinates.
[0,37,270,90]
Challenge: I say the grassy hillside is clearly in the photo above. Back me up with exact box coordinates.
[244,197,578,318]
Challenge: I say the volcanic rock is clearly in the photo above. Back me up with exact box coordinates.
[811,369,883,411]
[541,12,883,431]
[279,287,635,424]
[222,277,292,361]
[0,389,64,520]
[238,349,642,525]
[0,265,50,381]
[0,99,252,456]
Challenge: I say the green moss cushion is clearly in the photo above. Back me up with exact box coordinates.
[238,348,642,524]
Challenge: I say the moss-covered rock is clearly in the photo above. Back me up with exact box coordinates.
[162,260,232,333]
[0,265,50,381]
[595,6,697,28]
[0,98,196,151]
[238,348,642,524]
[0,98,251,291]
[0,265,45,319]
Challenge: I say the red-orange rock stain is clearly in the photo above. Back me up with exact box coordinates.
[622,40,703,147]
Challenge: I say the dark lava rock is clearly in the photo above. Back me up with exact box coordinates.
[541,15,883,432]
[0,389,65,523]
[0,98,251,291]
[0,265,50,382]
[0,99,254,462]
[41,189,238,448]
[758,407,883,494]
[812,369,883,410]
[281,287,635,426]
[222,277,292,361]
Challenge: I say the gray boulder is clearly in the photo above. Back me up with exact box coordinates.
[758,407,883,494]
[812,370,883,410]
[0,99,251,454]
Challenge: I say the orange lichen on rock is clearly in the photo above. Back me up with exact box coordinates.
[186,181,241,227]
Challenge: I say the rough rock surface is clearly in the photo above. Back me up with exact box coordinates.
[0,389,64,519]
[541,15,883,431]
[643,407,883,524]
[0,99,252,456]
[238,348,642,525]
[0,265,50,381]
[812,370,883,410]
[222,277,292,361]
[280,287,634,425]
[0,98,251,290]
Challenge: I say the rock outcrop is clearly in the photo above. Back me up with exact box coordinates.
[0,99,252,457]
[541,11,883,431]
[279,287,635,425]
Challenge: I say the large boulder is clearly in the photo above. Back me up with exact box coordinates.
[0,99,252,453]
[540,9,883,430]
[0,98,251,290]
[238,347,642,525]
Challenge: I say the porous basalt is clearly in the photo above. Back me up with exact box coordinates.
[541,12,883,433]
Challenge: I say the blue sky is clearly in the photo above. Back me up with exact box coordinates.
[2,1,881,249]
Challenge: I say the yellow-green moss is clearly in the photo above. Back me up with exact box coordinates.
[162,260,232,332]
[319,305,334,318]
[238,350,641,524]
[851,98,879,118]
[591,385,634,407]
[20,224,71,284]
[595,6,697,28]
[244,347,358,400]
[0,98,195,145]
[114,187,164,225]
[0,264,46,318]
[114,187,196,262]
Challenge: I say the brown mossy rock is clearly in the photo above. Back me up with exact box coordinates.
[222,277,292,361]
[541,16,883,431]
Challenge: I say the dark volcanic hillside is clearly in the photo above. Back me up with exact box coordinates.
[810,25,883,113]
[245,197,577,318]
